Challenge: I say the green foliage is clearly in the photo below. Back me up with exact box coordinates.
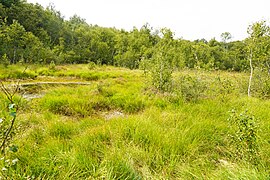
[40,90,95,117]
[0,0,265,73]
[114,26,154,69]
[2,0,270,178]
[78,72,102,81]
[48,122,76,139]
[106,155,142,179]
[0,80,25,177]
[228,109,259,163]
[40,81,145,116]
[210,76,236,100]
[0,66,270,178]
[146,29,175,92]
[0,19,45,64]
[0,0,20,8]
[1,54,9,67]
[221,32,232,43]
[49,60,56,71]
[173,75,206,102]
[109,94,145,113]
[0,70,37,80]
[87,61,96,70]
[148,52,173,92]
[246,21,270,97]
[252,67,270,98]
[0,102,17,151]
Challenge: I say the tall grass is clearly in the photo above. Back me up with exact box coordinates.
[1,65,270,179]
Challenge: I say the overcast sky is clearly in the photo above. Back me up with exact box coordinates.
[27,0,270,41]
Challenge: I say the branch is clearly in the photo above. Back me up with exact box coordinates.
[0,81,13,103]
[11,66,28,98]
[0,116,16,154]
[0,66,28,156]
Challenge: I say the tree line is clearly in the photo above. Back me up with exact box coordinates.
[0,0,270,73]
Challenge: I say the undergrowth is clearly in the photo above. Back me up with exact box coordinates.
[0,65,269,179]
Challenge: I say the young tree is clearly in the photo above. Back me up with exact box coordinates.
[147,28,175,92]
[191,41,214,69]
[114,26,154,69]
[4,20,26,64]
[246,21,270,97]
[221,32,232,44]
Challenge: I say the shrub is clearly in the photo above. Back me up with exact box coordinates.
[142,29,175,92]
[1,54,9,67]
[149,53,173,92]
[252,67,270,99]
[207,76,236,100]
[49,60,56,71]
[173,75,206,102]
[228,109,259,163]
[88,61,97,70]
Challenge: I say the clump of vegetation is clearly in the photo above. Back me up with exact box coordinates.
[1,54,9,68]
[49,61,56,71]
[252,67,270,98]
[87,61,97,70]
[0,65,270,179]
[2,0,270,178]
[228,109,260,163]
[0,81,22,177]
[173,75,206,102]
[144,29,175,92]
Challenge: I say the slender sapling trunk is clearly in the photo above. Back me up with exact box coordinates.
[248,49,253,97]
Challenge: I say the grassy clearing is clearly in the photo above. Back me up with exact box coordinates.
[0,65,270,179]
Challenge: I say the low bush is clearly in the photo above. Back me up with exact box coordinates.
[87,61,97,70]
[252,68,270,99]
[173,75,206,102]
[228,109,260,163]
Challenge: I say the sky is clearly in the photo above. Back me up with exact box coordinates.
[27,0,270,41]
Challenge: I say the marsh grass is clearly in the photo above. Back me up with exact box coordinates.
[1,65,270,179]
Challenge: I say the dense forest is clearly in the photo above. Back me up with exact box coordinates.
[1,0,266,71]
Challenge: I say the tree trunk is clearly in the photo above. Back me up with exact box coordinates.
[248,49,253,97]
[159,61,163,91]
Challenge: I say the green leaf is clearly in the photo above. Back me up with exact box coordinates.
[8,104,16,117]
[10,111,16,117]
[9,145,18,153]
